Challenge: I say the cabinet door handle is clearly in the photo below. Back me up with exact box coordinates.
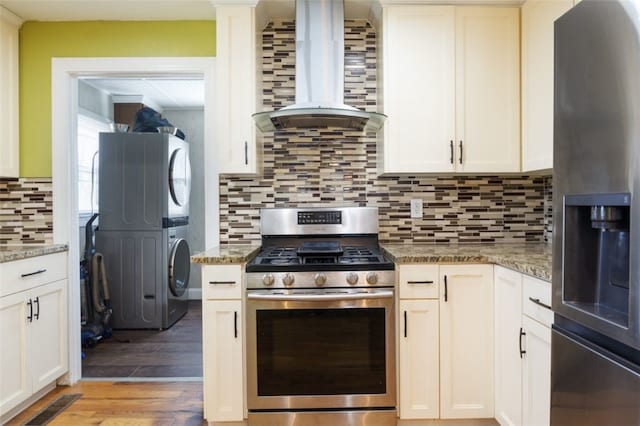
[403,311,407,338]
[449,140,454,164]
[459,140,463,164]
[34,297,40,320]
[21,269,47,278]
[244,141,248,165]
[519,327,526,359]
[234,311,238,339]
[407,280,434,285]
[27,299,33,322]
[209,281,236,285]
[444,275,448,302]
[529,297,552,311]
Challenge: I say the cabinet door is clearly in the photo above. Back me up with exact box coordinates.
[0,7,20,178]
[0,291,30,414]
[203,300,243,422]
[30,280,68,392]
[455,7,520,173]
[439,264,494,418]
[521,0,573,172]
[381,6,455,174]
[522,316,551,426]
[494,267,522,426]
[215,5,258,174]
[399,299,439,419]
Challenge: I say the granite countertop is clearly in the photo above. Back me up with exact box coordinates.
[0,244,69,263]
[382,243,552,281]
[191,244,261,264]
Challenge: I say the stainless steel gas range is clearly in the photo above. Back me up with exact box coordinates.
[245,207,396,426]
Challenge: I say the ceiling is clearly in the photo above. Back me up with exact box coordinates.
[84,77,205,109]
[0,0,521,22]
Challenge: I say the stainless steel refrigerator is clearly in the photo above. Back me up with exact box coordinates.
[552,0,640,424]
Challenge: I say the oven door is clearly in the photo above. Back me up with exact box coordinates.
[246,289,396,411]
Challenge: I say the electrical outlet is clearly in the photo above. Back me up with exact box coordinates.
[410,198,423,218]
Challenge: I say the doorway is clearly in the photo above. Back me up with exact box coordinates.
[51,57,218,385]
[76,76,206,379]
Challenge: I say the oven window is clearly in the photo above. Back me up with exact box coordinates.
[256,308,386,396]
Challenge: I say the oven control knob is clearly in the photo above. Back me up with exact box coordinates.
[282,273,295,287]
[346,272,359,285]
[262,273,275,287]
[366,272,379,285]
[314,273,327,286]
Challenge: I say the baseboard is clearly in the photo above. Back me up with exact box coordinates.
[188,287,202,300]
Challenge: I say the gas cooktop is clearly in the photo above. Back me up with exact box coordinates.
[246,244,394,272]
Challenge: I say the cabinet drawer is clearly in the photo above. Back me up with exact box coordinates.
[522,274,552,327]
[399,264,440,299]
[203,264,243,300]
[0,252,67,297]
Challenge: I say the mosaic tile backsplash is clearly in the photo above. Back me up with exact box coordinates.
[219,20,553,245]
[0,178,53,245]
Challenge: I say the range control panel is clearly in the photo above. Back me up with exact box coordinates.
[298,210,342,225]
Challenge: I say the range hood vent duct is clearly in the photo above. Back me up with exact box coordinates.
[252,0,386,132]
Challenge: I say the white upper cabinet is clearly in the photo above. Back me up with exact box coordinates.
[455,7,520,174]
[0,7,21,178]
[214,4,259,175]
[380,6,520,174]
[381,6,456,174]
[521,0,573,172]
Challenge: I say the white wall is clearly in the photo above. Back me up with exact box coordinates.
[163,108,205,298]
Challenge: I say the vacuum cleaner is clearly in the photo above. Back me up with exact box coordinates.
[80,213,112,347]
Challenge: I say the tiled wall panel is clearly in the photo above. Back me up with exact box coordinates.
[0,178,53,245]
[219,20,552,245]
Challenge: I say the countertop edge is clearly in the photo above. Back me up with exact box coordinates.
[191,245,261,265]
[0,244,69,264]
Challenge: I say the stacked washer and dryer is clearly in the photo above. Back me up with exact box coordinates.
[96,132,192,329]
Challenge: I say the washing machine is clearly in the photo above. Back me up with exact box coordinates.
[95,132,191,329]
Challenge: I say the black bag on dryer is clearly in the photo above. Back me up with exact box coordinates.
[132,106,186,140]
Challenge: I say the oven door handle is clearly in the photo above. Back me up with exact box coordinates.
[246,290,394,301]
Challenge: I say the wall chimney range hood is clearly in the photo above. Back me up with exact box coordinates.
[252,0,386,132]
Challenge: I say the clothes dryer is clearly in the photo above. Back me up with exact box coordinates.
[98,132,191,231]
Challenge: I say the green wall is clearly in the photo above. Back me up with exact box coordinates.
[19,21,216,177]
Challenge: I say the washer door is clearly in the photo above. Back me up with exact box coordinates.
[169,238,191,297]
[169,147,191,207]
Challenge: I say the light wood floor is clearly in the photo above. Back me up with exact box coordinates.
[5,381,206,425]
[7,381,498,426]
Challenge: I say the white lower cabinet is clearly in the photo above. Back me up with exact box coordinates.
[494,266,552,426]
[203,299,243,422]
[398,264,494,420]
[440,265,494,419]
[202,264,244,423]
[522,315,551,426]
[399,299,439,419]
[0,279,67,416]
[494,266,523,426]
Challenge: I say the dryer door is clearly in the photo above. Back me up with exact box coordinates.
[169,147,191,207]
[169,238,191,297]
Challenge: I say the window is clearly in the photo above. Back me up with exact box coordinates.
[77,112,110,214]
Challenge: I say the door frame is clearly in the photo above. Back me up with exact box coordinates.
[51,57,219,384]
